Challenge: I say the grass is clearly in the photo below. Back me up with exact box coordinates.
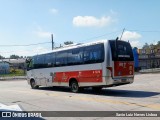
[0,68,26,77]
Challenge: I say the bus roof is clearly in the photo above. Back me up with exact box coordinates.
[34,40,109,56]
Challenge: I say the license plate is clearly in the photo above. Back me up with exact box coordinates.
[121,79,127,82]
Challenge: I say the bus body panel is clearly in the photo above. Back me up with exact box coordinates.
[113,61,134,77]
[28,63,107,87]
[27,40,134,89]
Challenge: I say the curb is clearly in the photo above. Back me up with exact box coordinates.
[0,76,27,81]
[139,71,160,74]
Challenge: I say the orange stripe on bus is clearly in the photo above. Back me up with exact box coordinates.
[53,70,103,83]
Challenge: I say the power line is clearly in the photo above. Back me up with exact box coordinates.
[78,30,122,43]
[126,29,160,33]
[0,49,32,54]
[0,30,122,54]
[2,29,160,54]
[0,41,51,47]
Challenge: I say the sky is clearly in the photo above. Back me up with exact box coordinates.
[0,0,160,57]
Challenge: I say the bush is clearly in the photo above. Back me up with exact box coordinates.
[9,68,25,76]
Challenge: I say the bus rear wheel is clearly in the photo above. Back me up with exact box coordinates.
[70,80,79,93]
[30,79,39,89]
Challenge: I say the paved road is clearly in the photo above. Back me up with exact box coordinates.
[0,73,160,119]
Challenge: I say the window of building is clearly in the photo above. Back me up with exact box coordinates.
[141,49,146,54]
[151,49,154,53]
[157,49,160,53]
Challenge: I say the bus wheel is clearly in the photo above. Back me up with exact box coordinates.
[30,79,39,89]
[70,80,79,93]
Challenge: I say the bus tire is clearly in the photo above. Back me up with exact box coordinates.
[30,79,39,89]
[70,80,79,93]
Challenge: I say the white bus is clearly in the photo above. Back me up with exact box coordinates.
[26,39,134,92]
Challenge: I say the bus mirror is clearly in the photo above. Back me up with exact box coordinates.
[27,67,31,71]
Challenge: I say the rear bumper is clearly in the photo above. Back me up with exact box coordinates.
[79,76,134,87]
[105,76,134,86]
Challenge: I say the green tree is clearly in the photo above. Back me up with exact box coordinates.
[10,54,20,59]
[0,55,5,59]
[142,43,149,49]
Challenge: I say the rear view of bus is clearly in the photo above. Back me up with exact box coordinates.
[107,39,134,86]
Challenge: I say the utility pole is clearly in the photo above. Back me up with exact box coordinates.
[51,34,54,50]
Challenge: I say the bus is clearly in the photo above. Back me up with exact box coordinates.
[26,38,134,93]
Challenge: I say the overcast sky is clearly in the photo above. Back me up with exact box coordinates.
[0,0,160,57]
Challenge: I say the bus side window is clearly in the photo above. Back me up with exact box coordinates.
[44,53,55,67]
[83,46,91,63]
[67,50,74,65]
[55,51,68,67]
[33,55,45,68]
[68,48,83,65]
[32,56,36,68]
[83,44,104,64]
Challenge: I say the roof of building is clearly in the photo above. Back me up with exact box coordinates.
[0,59,26,64]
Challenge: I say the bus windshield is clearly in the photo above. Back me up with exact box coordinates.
[109,40,134,61]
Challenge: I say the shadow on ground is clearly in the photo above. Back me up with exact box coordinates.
[37,86,160,98]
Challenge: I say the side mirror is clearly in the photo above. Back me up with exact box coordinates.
[27,67,32,71]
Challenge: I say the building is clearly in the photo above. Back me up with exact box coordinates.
[133,47,139,71]
[138,44,160,69]
[0,58,26,69]
[7,59,26,69]
[0,61,10,74]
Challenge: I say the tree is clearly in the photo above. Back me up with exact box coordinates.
[150,43,154,48]
[10,54,20,59]
[157,41,160,45]
[64,41,73,45]
[133,47,138,50]
[142,43,149,49]
[0,55,5,59]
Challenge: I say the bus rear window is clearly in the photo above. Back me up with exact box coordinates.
[109,40,134,61]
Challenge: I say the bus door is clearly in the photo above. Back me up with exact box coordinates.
[27,58,41,85]
[44,53,56,86]
[46,72,54,86]
[33,55,47,86]
[109,40,134,78]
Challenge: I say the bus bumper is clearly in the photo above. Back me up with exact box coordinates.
[105,76,134,86]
